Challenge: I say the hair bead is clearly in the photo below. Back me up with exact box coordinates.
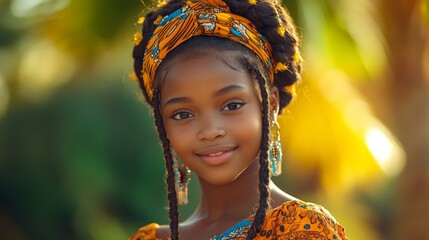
[248,0,257,5]
[137,17,145,24]
[275,62,289,73]
[293,50,301,63]
[157,0,167,8]
[153,15,164,25]
[277,25,286,36]
[134,32,143,45]
[277,25,286,37]
[284,85,296,94]
[129,72,138,81]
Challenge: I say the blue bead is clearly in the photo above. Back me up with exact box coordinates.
[230,28,243,38]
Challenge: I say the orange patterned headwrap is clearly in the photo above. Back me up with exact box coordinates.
[141,0,275,100]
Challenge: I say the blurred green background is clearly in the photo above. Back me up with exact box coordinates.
[0,0,428,239]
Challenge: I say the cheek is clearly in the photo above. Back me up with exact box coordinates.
[230,110,262,149]
[164,122,194,155]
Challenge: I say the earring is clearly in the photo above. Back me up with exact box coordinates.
[269,121,283,176]
[171,150,191,205]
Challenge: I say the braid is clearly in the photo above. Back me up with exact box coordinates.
[133,2,187,238]
[152,88,180,240]
[240,60,271,239]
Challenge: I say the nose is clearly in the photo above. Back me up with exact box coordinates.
[197,115,226,141]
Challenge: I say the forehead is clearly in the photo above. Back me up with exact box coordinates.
[159,48,242,75]
[169,52,241,76]
[159,54,255,99]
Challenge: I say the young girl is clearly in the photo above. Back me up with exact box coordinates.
[130,0,348,239]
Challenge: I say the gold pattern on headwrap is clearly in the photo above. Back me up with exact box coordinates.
[141,0,275,100]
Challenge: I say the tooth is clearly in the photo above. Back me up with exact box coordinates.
[209,152,224,156]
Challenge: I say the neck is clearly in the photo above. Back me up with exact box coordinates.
[191,160,261,223]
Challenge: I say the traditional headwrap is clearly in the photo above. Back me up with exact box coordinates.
[140,0,277,101]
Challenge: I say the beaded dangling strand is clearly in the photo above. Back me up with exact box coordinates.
[172,151,191,205]
[269,121,283,176]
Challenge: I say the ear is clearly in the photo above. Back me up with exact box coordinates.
[270,86,280,121]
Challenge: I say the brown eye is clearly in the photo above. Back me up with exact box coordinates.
[172,111,193,120]
[222,101,245,111]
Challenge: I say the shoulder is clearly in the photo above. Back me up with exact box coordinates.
[129,223,161,240]
[257,200,349,240]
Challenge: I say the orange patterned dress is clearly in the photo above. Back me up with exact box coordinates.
[129,200,348,240]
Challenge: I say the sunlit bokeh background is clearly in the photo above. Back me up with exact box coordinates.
[0,0,428,239]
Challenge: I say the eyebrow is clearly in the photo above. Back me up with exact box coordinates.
[163,97,191,109]
[162,84,246,108]
[214,84,245,97]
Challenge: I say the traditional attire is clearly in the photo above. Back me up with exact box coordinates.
[129,200,348,240]
[132,0,348,239]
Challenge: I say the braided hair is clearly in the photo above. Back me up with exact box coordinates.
[132,0,302,239]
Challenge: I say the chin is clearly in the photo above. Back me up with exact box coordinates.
[198,171,242,186]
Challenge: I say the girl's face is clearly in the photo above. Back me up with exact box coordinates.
[160,53,264,185]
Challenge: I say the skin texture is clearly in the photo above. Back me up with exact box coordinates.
[157,52,295,239]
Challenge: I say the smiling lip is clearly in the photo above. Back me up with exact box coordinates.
[195,145,238,166]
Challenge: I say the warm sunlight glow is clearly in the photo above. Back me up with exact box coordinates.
[17,40,75,101]
[11,0,70,17]
[365,128,392,163]
[365,127,405,176]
